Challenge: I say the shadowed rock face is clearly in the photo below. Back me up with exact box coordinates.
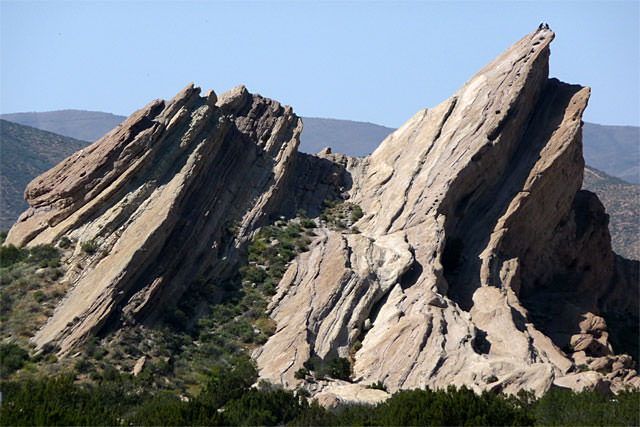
[5,29,638,400]
[6,84,302,353]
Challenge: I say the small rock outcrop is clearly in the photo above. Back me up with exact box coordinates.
[5,28,638,400]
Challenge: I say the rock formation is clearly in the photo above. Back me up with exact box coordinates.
[6,84,302,353]
[255,28,639,397]
[5,28,638,399]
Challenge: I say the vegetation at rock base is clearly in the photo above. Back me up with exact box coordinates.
[367,380,388,392]
[2,357,638,426]
[0,241,70,356]
[1,212,638,425]
[303,355,352,381]
[0,214,320,397]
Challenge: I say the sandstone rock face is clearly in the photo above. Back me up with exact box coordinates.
[6,84,302,353]
[256,29,639,397]
[5,28,638,400]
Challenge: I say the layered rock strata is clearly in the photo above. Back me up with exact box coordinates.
[5,28,638,398]
[6,84,302,354]
[256,29,639,396]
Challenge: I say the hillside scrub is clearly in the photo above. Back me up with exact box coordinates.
[2,359,638,426]
[1,213,320,395]
[0,242,69,356]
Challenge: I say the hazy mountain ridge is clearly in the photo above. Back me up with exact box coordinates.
[2,113,637,259]
[0,119,88,229]
[0,110,124,143]
[583,166,639,260]
[582,123,639,184]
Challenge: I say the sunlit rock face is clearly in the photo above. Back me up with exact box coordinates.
[256,29,638,397]
[7,84,302,354]
[6,28,638,399]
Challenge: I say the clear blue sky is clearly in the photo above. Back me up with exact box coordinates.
[1,0,638,128]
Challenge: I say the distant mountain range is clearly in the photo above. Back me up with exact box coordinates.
[0,110,637,259]
[0,119,87,229]
[582,167,639,260]
[2,110,638,184]
[0,110,124,143]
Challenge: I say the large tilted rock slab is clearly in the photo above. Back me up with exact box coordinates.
[5,26,637,401]
[258,28,639,397]
[6,84,302,353]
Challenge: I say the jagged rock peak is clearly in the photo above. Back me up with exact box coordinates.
[4,28,637,402]
[256,28,639,398]
[6,84,302,353]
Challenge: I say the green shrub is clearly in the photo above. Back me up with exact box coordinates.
[102,364,119,381]
[351,204,364,222]
[199,356,258,409]
[300,218,316,229]
[327,357,351,381]
[27,244,59,264]
[367,380,388,392]
[534,388,639,426]
[294,368,309,380]
[33,290,45,303]
[57,236,72,249]
[303,356,351,381]
[240,265,268,284]
[0,291,14,313]
[255,317,276,336]
[224,388,305,426]
[81,240,99,255]
[74,358,91,373]
[0,244,28,267]
[0,343,30,378]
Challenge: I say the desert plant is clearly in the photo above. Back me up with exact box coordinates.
[294,367,309,380]
[81,240,99,255]
[57,236,72,249]
[367,380,388,392]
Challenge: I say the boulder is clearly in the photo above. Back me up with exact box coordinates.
[553,371,611,394]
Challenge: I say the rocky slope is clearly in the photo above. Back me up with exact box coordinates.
[4,28,638,400]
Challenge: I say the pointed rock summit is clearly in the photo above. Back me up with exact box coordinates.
[255,29,638,397]
[5,28,638,399]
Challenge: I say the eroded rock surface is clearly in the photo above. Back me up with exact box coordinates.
[256,28,639,397]
[6,84,302,354]
[5,28,638,401]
